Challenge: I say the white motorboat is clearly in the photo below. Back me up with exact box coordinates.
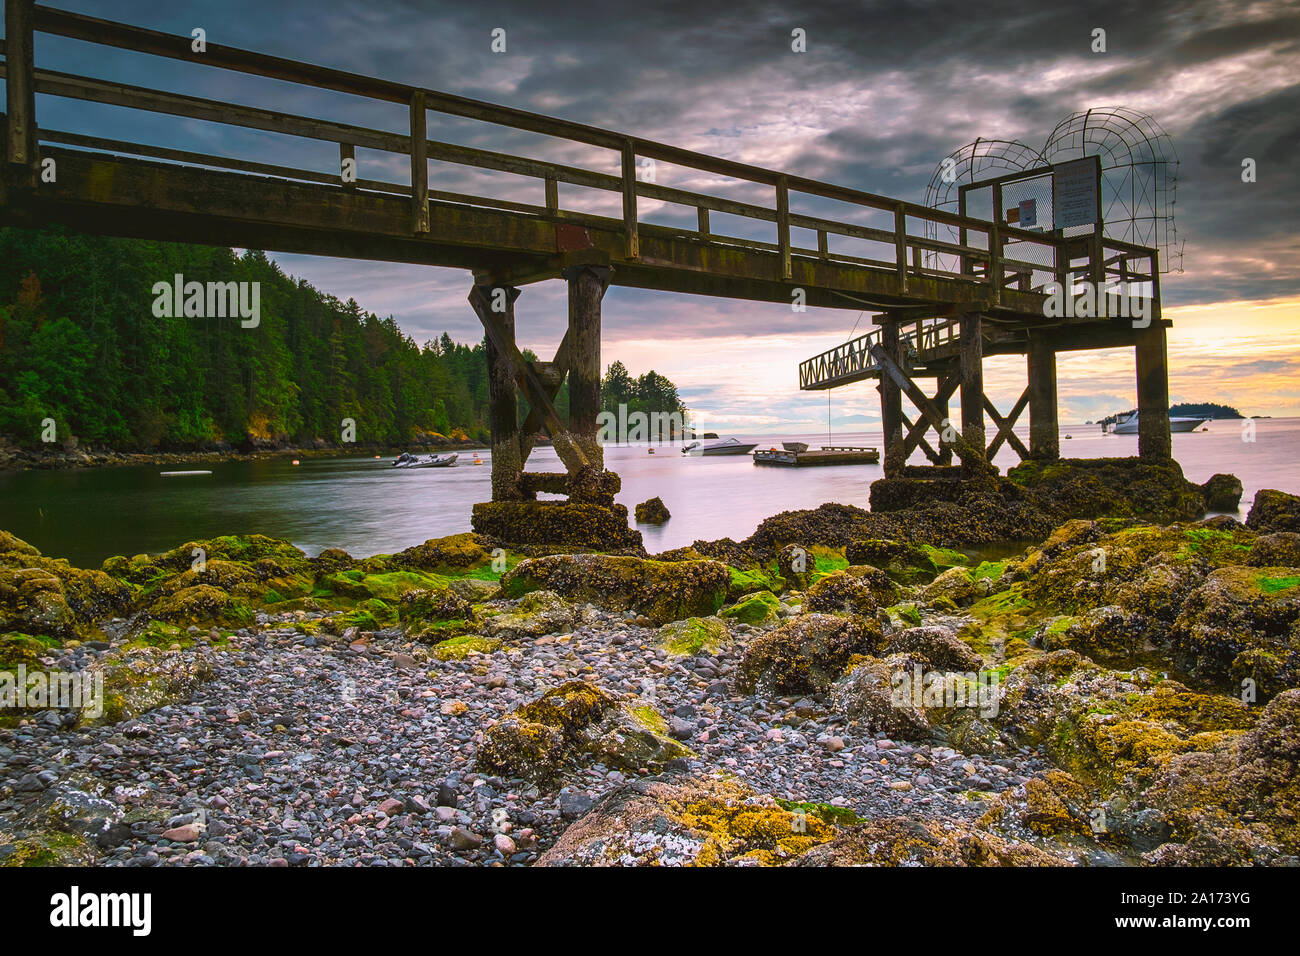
[681,437,759,456]
[392,452,459,468]
[1108,413,1206,435]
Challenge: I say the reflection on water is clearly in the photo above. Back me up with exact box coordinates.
[2,418,1297,567]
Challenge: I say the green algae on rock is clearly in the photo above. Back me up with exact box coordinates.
[477,681,689,784]
[431,634,502,661]
[720,591,781,626]
[500,554,729,625]
[659,616,732,656]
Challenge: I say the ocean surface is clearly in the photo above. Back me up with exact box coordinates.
[2,418,1296,568]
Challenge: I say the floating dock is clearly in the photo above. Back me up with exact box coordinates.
[753,445,880,467]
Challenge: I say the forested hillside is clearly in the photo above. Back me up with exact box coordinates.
[0,227,685,452]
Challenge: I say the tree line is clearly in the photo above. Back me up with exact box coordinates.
[0,227,686,451]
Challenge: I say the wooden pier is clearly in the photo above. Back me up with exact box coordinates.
[0,0,1168,539]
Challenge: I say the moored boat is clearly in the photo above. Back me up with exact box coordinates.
[681,437,758,456]
[392,452,459,468]
[1108,413,1206,435]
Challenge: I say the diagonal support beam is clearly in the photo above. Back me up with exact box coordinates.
[518,329,570,465]
[870,344,988,470]
[899,373,959,461]
[469,284,587,475]
[984,388,1031,460]
[898,410,943,464]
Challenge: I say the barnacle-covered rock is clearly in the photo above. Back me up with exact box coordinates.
[737,613,883,696]
[471,500,642,550]
[476,681,688,783]
[501,554,728,625]
[1246,489,1300,534]
[634,497,671,524]
[536,775,835,867]
[1170,566,1300,697]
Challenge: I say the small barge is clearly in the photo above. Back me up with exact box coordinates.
[753,444,880,467]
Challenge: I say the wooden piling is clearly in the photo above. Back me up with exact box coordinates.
[564,264,610,470]
[1135,322,1172,459]
[469,284,523,500]
[934,389,953,465]
[1026,332,1059,460]
[879,315,905,477]
[959,312,986,472]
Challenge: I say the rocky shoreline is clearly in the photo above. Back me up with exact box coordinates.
[0,439,485,473]
[2,458,1298,867]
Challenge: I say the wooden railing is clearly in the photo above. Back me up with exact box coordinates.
[0,1,1125,302]
[797,317,963,389]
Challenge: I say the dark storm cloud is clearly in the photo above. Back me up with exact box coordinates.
[27,0,1300,353]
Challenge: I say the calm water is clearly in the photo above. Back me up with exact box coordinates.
[2,419,1297,568]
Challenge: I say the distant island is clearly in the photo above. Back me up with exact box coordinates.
[1097,402,1244,428]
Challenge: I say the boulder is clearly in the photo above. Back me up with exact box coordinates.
[805,567,895,616]
[501,554,728,625]
[391,532,491,572]
[919,567,992,609]
[1246,489,1300,534]
[1038,605,1151,662]
[659,616,731,656]
[148,584,247,629]
[845,538,941,583]
[634,497,671,524]
[476,681,689,784]
[482,590,575,639]
[0,568,76,639]
[1170,566,1300,697]
[82,649,216,727]
[1201,473,1244,512]
[536,775,835,867]
[829,655,931,740]
[398,587,476,642]
[0,531,40,556]
[1142,689,1300,863]
[1246,532,1300,568]
[884,624,983,671]
[736,613,883,696]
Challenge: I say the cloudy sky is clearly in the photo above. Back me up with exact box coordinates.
[32,0,1300,428]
